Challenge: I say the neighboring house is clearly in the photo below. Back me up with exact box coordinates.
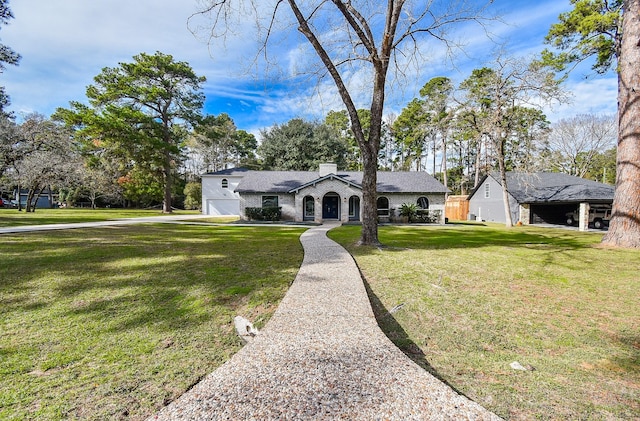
[12,188,59,209]
[201,163,449,223]
[468,172,614,229]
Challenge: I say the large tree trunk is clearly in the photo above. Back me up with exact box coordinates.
[25,188,35,213]
[474,137,482,187]
[496,137,513,227]
[163,156,173,213]
[26,187,43,213]
[441,135,448,195]
[162,126,173,213]
[358,57,386,247]
[358,141,380,246]
[602,0,640,248]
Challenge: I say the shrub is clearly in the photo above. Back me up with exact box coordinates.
[245,206,282,221]
[415,209,442,223]
[399,203,418,222]
[183,182,202,210]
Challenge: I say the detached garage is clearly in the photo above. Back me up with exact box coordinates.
[468,172,614,230]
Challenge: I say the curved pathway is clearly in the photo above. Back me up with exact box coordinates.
[150,222,500,420]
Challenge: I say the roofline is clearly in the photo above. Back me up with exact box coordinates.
[522,199,614,205]
[466,174,490,199]
[288,174,362,193]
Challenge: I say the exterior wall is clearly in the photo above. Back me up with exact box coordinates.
[16,190,58,208]
[294,179,362,223]
[240,193,296,221]
[233,172,448,224]
[239,188,447,224]
[380,193,447,224]
[468,177,518,223]
[201,174,242,215]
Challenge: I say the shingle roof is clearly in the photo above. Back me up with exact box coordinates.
[203,168,251,176]
[474,172,614,203]
[229,170,448,194]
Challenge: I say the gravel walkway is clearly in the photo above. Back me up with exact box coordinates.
[149,222,501,420]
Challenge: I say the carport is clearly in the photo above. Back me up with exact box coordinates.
[526,201,612,231]
[529,203,577,225]
[469,172,615,231]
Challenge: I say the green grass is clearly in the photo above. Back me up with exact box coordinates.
[0,224,305,420]
[329,223,640,420]
[0,208,203,227]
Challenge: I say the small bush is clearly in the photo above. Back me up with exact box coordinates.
[399,203,418,222]
[245,207,282,221]
[415,209,442,223]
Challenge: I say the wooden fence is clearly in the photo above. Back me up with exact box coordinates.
[445,195,470,221]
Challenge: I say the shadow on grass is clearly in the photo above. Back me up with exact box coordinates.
[380,224,595,251]
[0,225,307,334]
[360,272,472,400]
[330,224,602,257]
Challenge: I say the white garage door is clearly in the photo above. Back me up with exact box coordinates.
[206,199,240,216]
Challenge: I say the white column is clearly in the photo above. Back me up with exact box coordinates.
[579,202,590,232]
[519,204,531,225]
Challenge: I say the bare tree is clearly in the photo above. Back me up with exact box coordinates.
[545,114,616,177]
[10,114,82,212]
[192,0,492,245]
[459,55,564,227]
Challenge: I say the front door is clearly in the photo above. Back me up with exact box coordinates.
[322,195,339,219]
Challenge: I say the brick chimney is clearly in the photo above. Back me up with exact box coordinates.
[319,163,338,177]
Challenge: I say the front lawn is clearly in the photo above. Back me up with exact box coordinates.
[330,223,639,420]
[0,208,205,227]
[0,224,304,420]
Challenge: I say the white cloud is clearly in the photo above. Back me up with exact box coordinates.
[1,0,262,118]
[544,77,618,122]
[0,0,619,134]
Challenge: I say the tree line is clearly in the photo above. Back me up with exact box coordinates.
[1,0,638,248]
[0,53,616,214]
[0,51,617,213]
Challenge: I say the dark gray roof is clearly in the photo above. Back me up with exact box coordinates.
[204,168,251,176]
[473,172,614,203]
[235,171,318,193]
[233,170,448,194]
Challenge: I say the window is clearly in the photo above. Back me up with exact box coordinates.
[221,178,229,189]
[349,196,360,221]
[484,183,490,198]
[304,196,314,220]
[262,195,278,208]
[417,196,429,209]
[377,196,390,217]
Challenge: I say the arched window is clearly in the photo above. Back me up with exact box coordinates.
[303,196,315,221]
[377,196,389,217]
[417,196,429,209]
[348,196,360,221]
[221,178,229,189]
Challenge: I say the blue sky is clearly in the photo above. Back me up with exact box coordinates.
[1,0,618,138]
